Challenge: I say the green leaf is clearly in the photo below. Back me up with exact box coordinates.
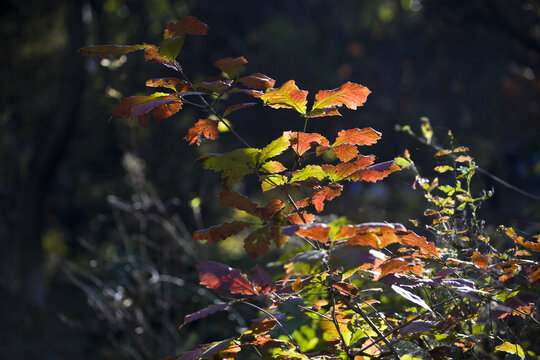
[290,165,327,182]
[258,133,291,163]
[158,35,185,60]
[260,161,286,174]
[260,80,308,114]
[434,165,454,173]
[199,148,260,186]
[420,116,433,144]
[495,342,525,358]
[261,175,288,192]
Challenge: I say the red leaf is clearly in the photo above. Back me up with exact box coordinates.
[321,160,366,182]
[238,73,276,90]
[296,224,331,243]
[164,16,209,38]
[217,189,258,216]
[332,144,359,162]
[184,119,219,146]
[193,221,250,243]
[260,80,308,114]
[472,251,489,269]
[223,102,256,117]
[197,260,256,295]
[311,185,343,212]
[251,265,273,294]
[288,132,330,156]
[255,200,285,221]
[214,57,248,78]
[131,98,181,117]
[146,77,190,91]
[334,127,381,146]
[244,228,271,261]
[399,231,440,259]
[311,82,371,112]
[348,160,400,182]
[286,212,315,224]
[151,101,183,121]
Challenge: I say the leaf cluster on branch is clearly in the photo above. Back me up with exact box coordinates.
[80,16,540,360]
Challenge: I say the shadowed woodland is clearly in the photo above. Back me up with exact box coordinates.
[1,1,539,359]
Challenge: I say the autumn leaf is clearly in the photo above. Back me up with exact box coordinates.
[238,73,276,90]
[256,200,285,222]
[197,260,256,295]
[310,82,371,114]
[199,148,260,186]
[77,44,153,58]
[399,231,440,259]
[244,227,271,261]
[260,80,308,114]
[184,119,219,146]
[214,57,248,79]
[288,132,329,156]
[495,342,525,358]
[193,221,251,243]
[348,160,400,182]
[177,339,236,360]
[333,127,381,147]
[322,160,367,182]
[223,102,256,117]
[192,80,233,94]
[472,251,489,269]
[311,185,343,212]
[164,16,209,38]
[504,227,540,252]
[251,265,273,294]
[218,189,258,217]
[180,302,232,328]
[260,161,286,174]
[260,175,288,192]
[143,45,180,69]
[295,224,331,243]
[286,212,315,224]
[332,144,359,162]
[146,77,190,92]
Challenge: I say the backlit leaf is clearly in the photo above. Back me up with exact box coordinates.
[286,212,315,224]
[399,231,440,259]
[260,80,308,114]
[143,45,180,69]
[495,342,525,358]
[158,35,185,60]
[472,251,489,269]
[77,44,152,58]
[214,57,248,79]
[504,227,540,252]
[199,148,260,186]
[333,127,381,146]
[255,200,285,221]
[290,165,327,182]
[238,73,276,90]
[146,77,189,91]
[192,80,233,94]
[251,265,273,294]
[311,82,371,113]
[197,260,255,295]
[332,144,358,162]
[177,338,236,360]
[259,133,291,162]
[348,161,400,182]
[260,175,288,192]
[295,224,331,243]
[288,132,329,156]
[260,161,286,174]
[164,16,209,38]
[223,102,256,117]
[311,185,343,212]
[184,119,219,146]
[193,221,251,243]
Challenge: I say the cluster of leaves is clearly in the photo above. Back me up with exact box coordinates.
[80,17,539,360]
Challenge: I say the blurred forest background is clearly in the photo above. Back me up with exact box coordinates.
[1,0,539,359]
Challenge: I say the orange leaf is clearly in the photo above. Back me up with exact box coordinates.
[193,221,250,243]
[332,144,359,162]
[238,73,276,90]
[504,227,540,252]
[348,161,400,182]
[472,251,489,269]
[146,77,190,91]
[256,200,285,221]
[260,80,308,114]
[288,132,330,156]
[286,212,315,224]
[311,82,371,113]
[311,185,343,212]
[333,127,381,146]
[164,16,209,38]
[399,231,440,258]
[214,57,248,78]
[143,46,180,69]
[197,260,256,295]
[218,189,258,216]
[183,119,219,146]
[322,157,374,182]
[296,224,331,243]
[292,278,302,292]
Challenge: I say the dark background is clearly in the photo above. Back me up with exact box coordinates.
[1,0,539,359]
